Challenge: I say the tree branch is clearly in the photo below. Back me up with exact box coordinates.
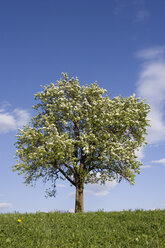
[53,162,76,186]
[58,167,76,186]
[62,161,75,174]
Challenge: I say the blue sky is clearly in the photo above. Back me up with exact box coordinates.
[0,0,165,213]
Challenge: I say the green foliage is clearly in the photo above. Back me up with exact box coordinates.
[13,72,151,197]
[0,210,165,247]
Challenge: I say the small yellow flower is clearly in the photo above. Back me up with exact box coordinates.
[17,219,22,223]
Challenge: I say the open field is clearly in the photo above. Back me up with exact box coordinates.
[0,209,165,247]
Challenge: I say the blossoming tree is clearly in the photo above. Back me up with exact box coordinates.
[13,73,151,213]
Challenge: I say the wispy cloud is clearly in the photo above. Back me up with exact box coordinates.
[151,158,165,165]
[56,184,66,188]
[0,203,12,212]
[68,173,117,198]
[113,0,127,15]
[84,180,117,196]
[133,0,146,6]
[135,46,165,146]
[135,147,145,160]
[140,165,151,169]
[0,103,30,134]
[136,46,165,60]
[135,10,149,22]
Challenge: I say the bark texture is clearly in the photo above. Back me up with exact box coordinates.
[75,183,84,213]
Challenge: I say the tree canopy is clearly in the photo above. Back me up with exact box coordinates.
[13,73,151,212]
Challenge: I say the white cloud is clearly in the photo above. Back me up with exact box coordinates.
[84,180,117,196]
[0,104,30,134]
[0,203,12,212]
[13,109,30,127]
[56,184,66,188]
[151,158,165,165]
[68,173,117,198]
[0,113,16,133]
[135,46,165,146]
[135,146,145,160]
[140,165,151,169]
[136,46,165,60]
[0,102,12,112]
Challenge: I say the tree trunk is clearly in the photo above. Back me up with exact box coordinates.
[75,183,84,213]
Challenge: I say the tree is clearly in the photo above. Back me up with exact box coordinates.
[13,73,151,213]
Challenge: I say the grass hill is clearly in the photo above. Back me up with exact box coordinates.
[0,209,165,247]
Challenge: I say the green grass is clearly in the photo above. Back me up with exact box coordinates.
[0,209,165,247]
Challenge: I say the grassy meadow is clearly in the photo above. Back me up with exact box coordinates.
[0,209,165,247]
